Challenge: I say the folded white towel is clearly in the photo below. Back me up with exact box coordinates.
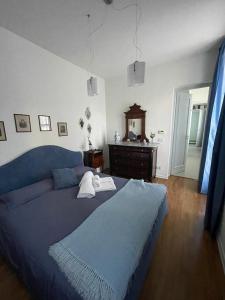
[77,171,95,198]
[94,177,116,192]
[77,171,116,198]
[92,175,101,188]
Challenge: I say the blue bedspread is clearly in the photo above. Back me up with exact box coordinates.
[49,179,167,300]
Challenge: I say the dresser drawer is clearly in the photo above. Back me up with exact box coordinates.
[111,165,148,179]
[110,149,150,160]
[109,145,150,153]
[113,159,148,167]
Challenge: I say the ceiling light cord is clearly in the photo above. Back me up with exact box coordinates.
[135,0,138,60]
[86,14,94,76]
[133,0,144,61]
[111,0,143,60]
[87,2,108,38]
[112,2,136,11]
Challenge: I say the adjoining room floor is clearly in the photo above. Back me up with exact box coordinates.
[177,145,202,180]
[0,177,224,300]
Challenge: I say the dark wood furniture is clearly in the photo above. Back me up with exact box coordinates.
[123,103,149,142]
[109,143,157,181]
[83,149,104,171]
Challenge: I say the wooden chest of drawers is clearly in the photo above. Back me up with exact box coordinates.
[108,143,157,181]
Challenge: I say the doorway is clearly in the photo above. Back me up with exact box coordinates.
[171,85,210,180]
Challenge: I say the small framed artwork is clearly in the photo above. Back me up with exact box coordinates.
[38,115,52,131]
[58,122,68,136]
[14,114,31,132]
[0,121,7,141]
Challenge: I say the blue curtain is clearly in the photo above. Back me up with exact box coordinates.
[199,40,225,194]
[204,94,225,235]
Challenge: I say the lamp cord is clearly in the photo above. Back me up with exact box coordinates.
[86,14,94,77]
[135,0,138,61]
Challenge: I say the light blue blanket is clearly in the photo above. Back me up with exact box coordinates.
[49,179,167,300]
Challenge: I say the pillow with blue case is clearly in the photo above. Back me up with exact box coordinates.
[0,178,53,209]
[52,168,80,190]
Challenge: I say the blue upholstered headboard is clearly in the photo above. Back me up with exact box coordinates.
[0,145,83,195]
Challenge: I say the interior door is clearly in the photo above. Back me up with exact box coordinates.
[171,90,191,175]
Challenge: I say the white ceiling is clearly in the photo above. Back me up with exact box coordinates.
[0,0,224,78]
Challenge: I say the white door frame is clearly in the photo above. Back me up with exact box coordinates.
[170,82,211,177]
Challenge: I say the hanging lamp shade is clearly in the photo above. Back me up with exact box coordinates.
[127,61,146,86]
[87,76,98,96]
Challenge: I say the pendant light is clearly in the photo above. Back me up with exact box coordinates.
[127,0,146,86]
[86,14,98,96]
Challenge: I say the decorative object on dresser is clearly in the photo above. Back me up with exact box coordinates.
[150,132,156,143]
[57,122,68,136]
[83,149,104,171]
[123,104,149,142]
[114,131,121,143]
[38,115,52,131]
[0,121,7,141]
[14,114,31,133]
[109,143,157,181]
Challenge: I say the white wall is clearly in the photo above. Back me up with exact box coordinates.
[0,27,107,165]
[105,50,217,178]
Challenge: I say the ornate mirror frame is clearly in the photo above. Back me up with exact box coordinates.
[123,103,149,142]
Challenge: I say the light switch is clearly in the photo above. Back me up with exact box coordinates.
[158,130,165,134]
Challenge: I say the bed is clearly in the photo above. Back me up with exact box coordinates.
[0,145,168,300]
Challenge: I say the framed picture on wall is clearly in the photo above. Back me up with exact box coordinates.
[14,114,31,132]
[57,122,68,136]
[0,121,7,141]
[38,115,52,131]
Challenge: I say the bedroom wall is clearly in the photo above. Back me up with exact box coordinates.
[0,27,107,165]
[105,50,217,178]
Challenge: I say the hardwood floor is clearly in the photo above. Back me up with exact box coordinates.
[0,176,224,300]
[140,176,225,300]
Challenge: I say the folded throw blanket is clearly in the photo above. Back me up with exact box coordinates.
[49,179,167,300]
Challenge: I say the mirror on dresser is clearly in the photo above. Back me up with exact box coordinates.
[123,103,149,142]
[128,119,141,140]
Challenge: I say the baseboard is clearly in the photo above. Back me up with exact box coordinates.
[156,174,169,180]
[217,237,225,274]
